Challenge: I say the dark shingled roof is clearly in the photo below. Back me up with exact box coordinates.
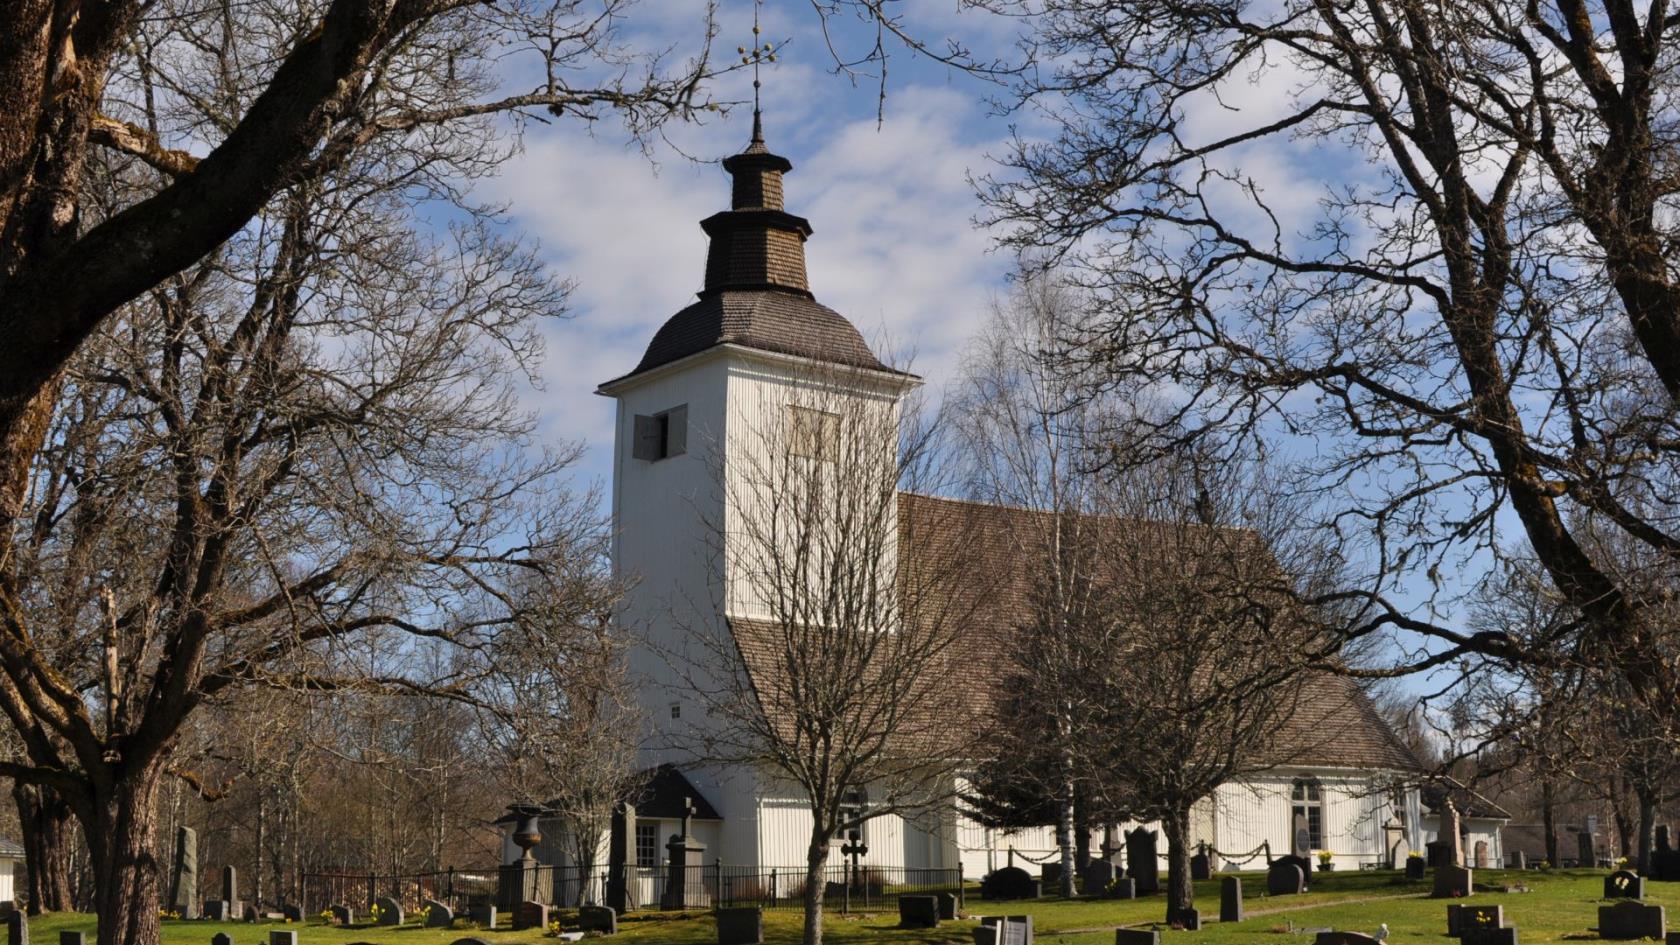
[604,122,903,387]
[724,493,1420,773]
[627,763,723,821]
[1421,779,1512,820]
[628,290,893,379]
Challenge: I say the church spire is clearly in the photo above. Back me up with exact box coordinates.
[700,111,811,296]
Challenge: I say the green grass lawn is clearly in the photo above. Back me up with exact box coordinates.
[22,869,1675,945]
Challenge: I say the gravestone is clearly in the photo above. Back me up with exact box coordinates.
[1127,828,1160,894]
[1427,840,1454,868]
[980,866,1037,901]
[5,911,23,945]
[1433,865,1473,899]
[1407,856,1427,880]
[1114,930,1158,945]
[268,933,297,945]
[329,904,353,925]
[241,904,257,923]
[203,902,227,922]
[1191,852,1212,881]
[1579,831,1596,868]
[513,900,548,932]
[1081,860,1117,896]
[424,899,454,928]
[1658,827,1680,882]
[1107,877,1137,900]
[280,904,302,923]
[938,892,958,920]
[467,904,497,929]
[1267,861,1306,896]
[1600,901,1666,940]
[373,896,403,926]
[169,826,199,919]
[57,934,81,945]
[1474,841,1490,869]
[661,799,708,910]
[898,895,939,929]
[578,905,618,934]
[1293,812,1312,858]
[1220,876,1244,923]
[1277,853,1313,880]
[220,866,241,919]
[1315,933,1384,945]
[1041,863,1063,890]
[1608,870,1647,900]
[1447,904,1503,935]
[980,914,1034,945]
[451,940,492,945]
[1180,909,1201,931]
[716,906,764,945]
[211,935,232,945]
[1462,928,1519,945]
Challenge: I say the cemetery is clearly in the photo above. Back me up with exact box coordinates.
[3,865,1678,945]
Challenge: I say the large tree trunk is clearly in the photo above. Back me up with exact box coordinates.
[85,761,165,945]
[1162,804,1194,925]
[1637,789,1657,875]
[1056,756,1076,898]
[14,782,73,913]
[800,833,831,945]
[1541,779,1558,866]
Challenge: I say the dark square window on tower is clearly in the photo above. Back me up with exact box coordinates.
[635,821,660,868]
[633,404,687,461]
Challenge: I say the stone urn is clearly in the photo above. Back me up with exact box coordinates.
[509,805,544,858]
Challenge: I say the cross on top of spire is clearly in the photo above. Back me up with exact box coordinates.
[737,0,777,148]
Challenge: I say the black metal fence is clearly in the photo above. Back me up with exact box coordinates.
[302,863,962,915]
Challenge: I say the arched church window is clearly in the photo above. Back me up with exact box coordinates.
[1291,778,1324,850]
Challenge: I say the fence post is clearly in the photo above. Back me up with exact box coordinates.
[713,859,722,907]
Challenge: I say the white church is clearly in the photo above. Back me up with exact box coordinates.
[519,118,1502,892]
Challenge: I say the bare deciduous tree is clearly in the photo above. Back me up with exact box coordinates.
[671,362,978,945]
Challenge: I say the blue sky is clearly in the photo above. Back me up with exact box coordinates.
[476,1,1025,488]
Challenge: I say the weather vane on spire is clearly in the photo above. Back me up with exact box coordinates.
[737,0,777,141]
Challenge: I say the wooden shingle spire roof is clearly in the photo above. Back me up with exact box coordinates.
[609,121,901,385]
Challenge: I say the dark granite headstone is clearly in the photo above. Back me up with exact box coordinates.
[268,932,297,945]
[1221,876,1244,923]
[204,901,230,922]
[241,904,256,923]
[467,904,496,929]
[220,866,237,906]
[1127,828,1160,894]
[1041,863,1063,890]
[1315,933,1383,945]
[1447,904,1503,935]
[938,892,958,920]
[280,904,302,923]
[578,905,617,934]
[1267,861,1305,896]
[980,866,1037,901]
[424,899,453,928]
[1462,928,1519,945]
[1191,852,1211,881]
[373,896,403,926]
[169,826,199,920]
[1579,831,1597,868]
[1181,909,1201,930]
[1277,853,1313,880]
[1433,865,1473,899]
[898,895,939,929]
[513,900,548,931]
[329,904,354,925]
[1108,877,1137,899]
[1600,901,1666,940]
[1608,870,1647,900]
[5,911,23,945]
[716,906,764,945]
[56,933,81,945]
[1081,859,1118,896]
[450,940,492,945]
[210,935,232,945]
[1115,930,1158,945]
[1407,856,1427,880]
